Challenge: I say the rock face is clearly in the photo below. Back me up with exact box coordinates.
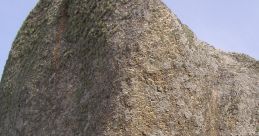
[0,0,258,135]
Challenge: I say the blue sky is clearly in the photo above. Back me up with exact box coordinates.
[0,1,258,78]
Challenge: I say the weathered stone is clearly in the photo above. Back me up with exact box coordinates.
[0,0,258,135]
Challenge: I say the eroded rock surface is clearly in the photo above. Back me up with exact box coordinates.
[0,0,258,135]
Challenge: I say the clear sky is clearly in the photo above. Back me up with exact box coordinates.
[0,1,258,78]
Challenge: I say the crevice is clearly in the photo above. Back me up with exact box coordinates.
[53,1,69,71]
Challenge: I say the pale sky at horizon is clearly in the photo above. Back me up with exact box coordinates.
[0,0,258,78]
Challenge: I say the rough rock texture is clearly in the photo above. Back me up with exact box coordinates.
[0,0,258,135]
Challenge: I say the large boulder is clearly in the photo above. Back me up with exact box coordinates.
[0,0,258,135]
